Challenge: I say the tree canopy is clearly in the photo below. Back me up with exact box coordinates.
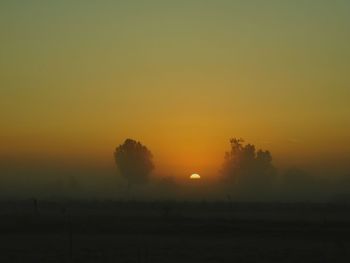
[222,138,275,191]
[114,139,154,187]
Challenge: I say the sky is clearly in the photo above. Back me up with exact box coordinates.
[1,0,350,183]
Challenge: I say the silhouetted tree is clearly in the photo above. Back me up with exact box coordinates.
[114,139,154,188]
[221,138,275,194]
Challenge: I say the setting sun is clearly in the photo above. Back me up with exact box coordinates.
[190,174,201,180]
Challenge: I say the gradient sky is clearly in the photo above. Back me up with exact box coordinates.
[1,1,350,179]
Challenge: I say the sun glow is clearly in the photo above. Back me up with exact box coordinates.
[190,173,201,179]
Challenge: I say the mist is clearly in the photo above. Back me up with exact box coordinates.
[1,140,349,203]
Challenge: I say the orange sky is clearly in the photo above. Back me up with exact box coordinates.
[1,1,350,180]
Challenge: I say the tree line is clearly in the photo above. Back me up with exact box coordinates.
[114,137,276,194]
[114,137,350,201]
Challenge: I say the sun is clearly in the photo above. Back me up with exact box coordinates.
[190,173,201,179]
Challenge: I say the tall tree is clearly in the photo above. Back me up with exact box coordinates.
[114,139,154,188]
[222,137,275,191]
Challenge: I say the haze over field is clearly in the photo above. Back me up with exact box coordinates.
[0,1,349,200]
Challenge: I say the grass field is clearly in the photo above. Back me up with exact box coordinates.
[0,201,349,262]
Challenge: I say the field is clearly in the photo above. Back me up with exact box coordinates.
[1,201,350,262]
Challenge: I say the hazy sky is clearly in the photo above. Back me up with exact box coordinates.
[1,1,350,179]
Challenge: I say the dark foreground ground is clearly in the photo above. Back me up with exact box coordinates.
[1,201,350,262]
